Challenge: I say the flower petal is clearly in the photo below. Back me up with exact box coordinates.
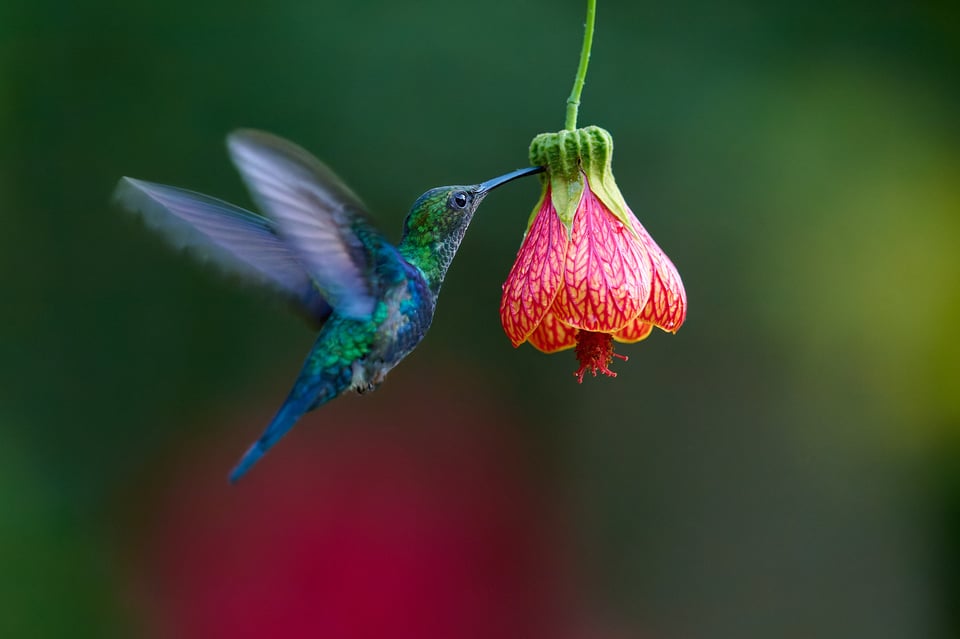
[527,311,577,353]
[552,184,651,333]
[612,317,654,343]
[500,187,568,346]
[629,211,687,332]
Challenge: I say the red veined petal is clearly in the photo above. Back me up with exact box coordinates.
[628,210,687,332]
[612,317,655,344]
[527,311,577,353]
[500,187,568,346]
[551,184,651,333]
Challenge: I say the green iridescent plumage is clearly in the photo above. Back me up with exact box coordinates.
[398,188,478,294]
[115,129,541,481]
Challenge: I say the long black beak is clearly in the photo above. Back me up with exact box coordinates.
[476,166,544,194]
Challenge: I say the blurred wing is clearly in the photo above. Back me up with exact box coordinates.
[114,177,332,327]
[227,129,382,319]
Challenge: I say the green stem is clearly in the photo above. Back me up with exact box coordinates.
[564,0,597,131]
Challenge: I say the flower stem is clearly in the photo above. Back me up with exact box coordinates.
[564,0,597,131]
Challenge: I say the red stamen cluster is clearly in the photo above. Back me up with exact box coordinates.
[573,331,628,383]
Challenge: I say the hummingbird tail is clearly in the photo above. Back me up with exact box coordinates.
[228,364,352,483]
[228,399,309,483]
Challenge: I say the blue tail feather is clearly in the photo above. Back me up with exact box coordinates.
[228,364,351,483]
[228,399,310,483]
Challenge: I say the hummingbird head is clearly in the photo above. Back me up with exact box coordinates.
[399,166,543,295]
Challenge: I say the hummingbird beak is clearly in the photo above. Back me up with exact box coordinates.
[476,166,545,194]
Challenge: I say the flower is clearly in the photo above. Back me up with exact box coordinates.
[500,126,686,381]
[133,368,583,639]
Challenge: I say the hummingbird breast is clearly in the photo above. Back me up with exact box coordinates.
[353,261,435,391]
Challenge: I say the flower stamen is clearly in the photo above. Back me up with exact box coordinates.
[573,330,628,383]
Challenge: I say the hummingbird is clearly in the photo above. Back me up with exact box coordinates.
[115,129,542,482]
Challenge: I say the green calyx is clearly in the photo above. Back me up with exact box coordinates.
[527,125,631,233]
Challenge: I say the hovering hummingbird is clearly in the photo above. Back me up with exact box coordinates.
[115,129,542,482]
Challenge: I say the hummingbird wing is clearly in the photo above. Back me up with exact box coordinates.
[114,177,332,327]
[226,129,383,319]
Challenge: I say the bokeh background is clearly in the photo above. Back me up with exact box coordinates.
[1,0,958,637]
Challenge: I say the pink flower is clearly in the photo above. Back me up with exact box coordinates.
[131,369,578,639]
[500,126,686,381]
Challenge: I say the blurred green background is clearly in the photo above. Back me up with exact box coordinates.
[1,0,958,637]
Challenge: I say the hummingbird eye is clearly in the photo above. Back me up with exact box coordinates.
[451,191,469,210]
